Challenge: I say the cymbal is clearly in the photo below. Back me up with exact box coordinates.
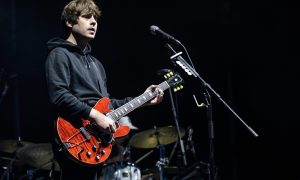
[129,126,186,149]
[0,139,33,154]
[16,143,60,171]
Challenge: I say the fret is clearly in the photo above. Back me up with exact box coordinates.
[107,81,171,122]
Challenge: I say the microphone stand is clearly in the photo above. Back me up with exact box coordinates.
[165,43,258,137]
[165,43,259,180]
[168,85,188,167]
[204,90,216,180]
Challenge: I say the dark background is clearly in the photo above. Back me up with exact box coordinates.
[0,0,299,179]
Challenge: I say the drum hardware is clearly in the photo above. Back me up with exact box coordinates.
[185,126,198,163]
[129,126,186,180]
[101,142,141,180]
[0,155,16,180]
[0,139,33,180]
[153,126,168,180]
[122,144,132,163]
[17,158,59,180]
[134,150,153,165]
[101,161,141,180]
[0,156,22,167]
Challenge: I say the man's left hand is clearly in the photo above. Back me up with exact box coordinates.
[145,85,164,105]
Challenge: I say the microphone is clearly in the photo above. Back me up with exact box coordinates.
[150,25,181,44]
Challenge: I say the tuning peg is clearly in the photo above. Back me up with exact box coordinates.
[164,71,174,79]
[173,85,183,92]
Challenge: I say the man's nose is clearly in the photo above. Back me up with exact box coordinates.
[90,16,97,25]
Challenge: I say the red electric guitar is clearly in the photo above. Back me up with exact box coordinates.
[55,71,183,166]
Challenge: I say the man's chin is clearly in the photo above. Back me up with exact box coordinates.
[85,35,95,41]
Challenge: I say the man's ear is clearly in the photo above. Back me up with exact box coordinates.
[65,20,73,28]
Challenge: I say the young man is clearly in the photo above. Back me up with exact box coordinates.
[45,0,163,179]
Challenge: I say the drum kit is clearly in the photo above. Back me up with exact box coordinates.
[0,125,195,180]
[100,125,187,180]
[0,140,60,180]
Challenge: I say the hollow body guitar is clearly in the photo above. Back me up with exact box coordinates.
[55,72,183,166]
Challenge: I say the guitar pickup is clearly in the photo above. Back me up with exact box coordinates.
[80,127,91,141]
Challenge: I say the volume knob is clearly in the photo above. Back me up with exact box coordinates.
[86,151,91,157]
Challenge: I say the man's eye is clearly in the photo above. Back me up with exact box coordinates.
[81,13,91,18]
[83,15,91,18]
[82,14,97,21]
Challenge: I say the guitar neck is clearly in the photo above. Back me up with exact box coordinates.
[107,81,170,121]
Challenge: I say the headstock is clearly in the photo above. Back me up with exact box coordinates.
[164,71,184,92]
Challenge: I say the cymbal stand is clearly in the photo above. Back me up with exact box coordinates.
[154,127,168,180]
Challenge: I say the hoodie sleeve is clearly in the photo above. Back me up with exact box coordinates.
[45,48,92,120]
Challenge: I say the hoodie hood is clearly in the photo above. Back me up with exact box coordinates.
[47,37,92,55]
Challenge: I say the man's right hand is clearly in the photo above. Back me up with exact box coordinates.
[89,109,116,134]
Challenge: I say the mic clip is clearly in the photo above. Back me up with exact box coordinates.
[165,43,198,77]
[193,95,208,108]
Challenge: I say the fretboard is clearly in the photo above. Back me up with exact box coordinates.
[107,81,170,121]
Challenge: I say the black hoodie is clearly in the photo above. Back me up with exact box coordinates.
[45,38,132,120]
